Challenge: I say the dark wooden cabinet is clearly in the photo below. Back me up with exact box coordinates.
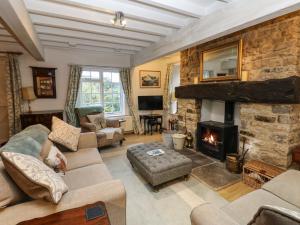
[20,110,63,130]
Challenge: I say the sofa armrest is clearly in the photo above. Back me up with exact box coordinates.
[0,180,126,225]
[191,203,239,225]
[106,119,120,128]
[80,122,97,132]
[78,132,97,149]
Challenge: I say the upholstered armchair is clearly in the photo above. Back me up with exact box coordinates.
[75,106,124,148]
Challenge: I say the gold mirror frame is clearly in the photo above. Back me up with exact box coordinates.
[199,39,242,82]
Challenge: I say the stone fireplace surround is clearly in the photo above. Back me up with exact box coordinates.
[176,12,300,169]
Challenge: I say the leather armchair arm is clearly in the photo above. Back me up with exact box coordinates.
[106,119,120,128]
[80,122,96,132]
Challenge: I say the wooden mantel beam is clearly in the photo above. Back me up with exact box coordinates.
[132,0,300,66]
[0,0,44,61]
[175,76,300,104]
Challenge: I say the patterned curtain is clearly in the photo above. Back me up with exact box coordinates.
[6,54,22,136]
[163,64,174,127]
[64,65,82,126]
[120,68,142,134]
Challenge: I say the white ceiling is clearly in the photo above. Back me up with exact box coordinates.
[0,0,299,65]
[0,0,231,56]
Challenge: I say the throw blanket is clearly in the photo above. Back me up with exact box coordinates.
[100,128,122,139]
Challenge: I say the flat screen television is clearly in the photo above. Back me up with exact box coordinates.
[138,95,163,110]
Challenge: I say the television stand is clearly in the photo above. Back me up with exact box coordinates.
[139,114,163,135]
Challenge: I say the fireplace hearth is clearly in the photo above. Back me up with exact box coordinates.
[196,101,238,161]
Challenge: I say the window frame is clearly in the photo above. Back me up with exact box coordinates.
[77,67,125,116]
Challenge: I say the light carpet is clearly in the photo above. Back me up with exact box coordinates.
[100,134,228,225]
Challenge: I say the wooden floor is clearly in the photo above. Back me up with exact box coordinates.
[217,181,254,202]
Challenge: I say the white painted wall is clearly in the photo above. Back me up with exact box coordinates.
[201,100,240,126]
[19,47,131,112]
[131,53,180,116]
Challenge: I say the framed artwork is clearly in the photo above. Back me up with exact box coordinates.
[31,67,57,98]
[139,70,161,88]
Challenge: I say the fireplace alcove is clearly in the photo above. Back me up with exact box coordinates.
[197,101,238,161]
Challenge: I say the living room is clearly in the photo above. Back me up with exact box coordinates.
[0,0,300,225]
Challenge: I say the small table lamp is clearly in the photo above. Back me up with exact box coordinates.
[22,87,36,113]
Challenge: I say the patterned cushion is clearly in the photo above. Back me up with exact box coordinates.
[44,145,67,173]
[1,152,68,204]
[87,113,106,129]
[0,161,28,208]
[49,117,81,152]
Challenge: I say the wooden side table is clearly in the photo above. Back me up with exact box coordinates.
[21,110,63,130]
[18,202,110,225]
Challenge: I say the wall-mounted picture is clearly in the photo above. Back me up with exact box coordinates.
[31,67,57,98]
[139,70,161,88]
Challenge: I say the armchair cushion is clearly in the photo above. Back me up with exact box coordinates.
[87,113,106,130]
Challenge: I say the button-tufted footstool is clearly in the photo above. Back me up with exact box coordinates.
[127,142,192,191]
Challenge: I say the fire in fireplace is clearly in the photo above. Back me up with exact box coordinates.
[203,130,219,146]
[196,101,238,161]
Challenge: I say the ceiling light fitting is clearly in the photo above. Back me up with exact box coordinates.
[111,11,127,27]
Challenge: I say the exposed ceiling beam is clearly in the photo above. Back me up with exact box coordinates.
[42,41,135,55]
[0,0,44,60]
[130,0,205,18]
[36,26,149,47]
[45,0,186,28]
[133,0,300,66]
[38,34,143,52]
[37,31,149,47]
[25,0,174,36]
[0,36,17,43]
[0,29,12,36]
[31,15,161,42]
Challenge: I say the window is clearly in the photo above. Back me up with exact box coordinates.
[77,69,124,115]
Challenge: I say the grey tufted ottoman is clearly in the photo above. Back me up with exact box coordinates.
[127,142,192,190]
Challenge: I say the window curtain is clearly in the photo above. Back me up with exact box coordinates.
[163,64,174,127]
[65,65,82,126]
[5,54,22,136]
[120,68,142,134]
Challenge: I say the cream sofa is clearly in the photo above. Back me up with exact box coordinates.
[0,126,126,225]
[191,169,300,225]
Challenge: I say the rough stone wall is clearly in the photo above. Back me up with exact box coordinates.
[240,104,300,168]
[177,99,201,145]
[178,12,300,168]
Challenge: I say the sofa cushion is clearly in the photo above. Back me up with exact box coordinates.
[0,161,27,207]
[48,117,81,152]
[222,189,299,225]
[63,164,112,190]
[1,152,68,204]
[262,170,300,208]
[10,124,50,145]
[44,145,67,173]
[248,205,300,225]
[64,148,102,171]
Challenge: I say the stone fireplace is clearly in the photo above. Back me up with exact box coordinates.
[197,101,238,161]
[176,12,300,169]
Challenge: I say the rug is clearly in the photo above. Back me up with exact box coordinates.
[192,162,241,190]
[176,149,214,169]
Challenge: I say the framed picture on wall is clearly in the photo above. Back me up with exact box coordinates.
[31,67,57,98]
[139,70,161,88]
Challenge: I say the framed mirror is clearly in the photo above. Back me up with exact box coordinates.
[200,40,242,82]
